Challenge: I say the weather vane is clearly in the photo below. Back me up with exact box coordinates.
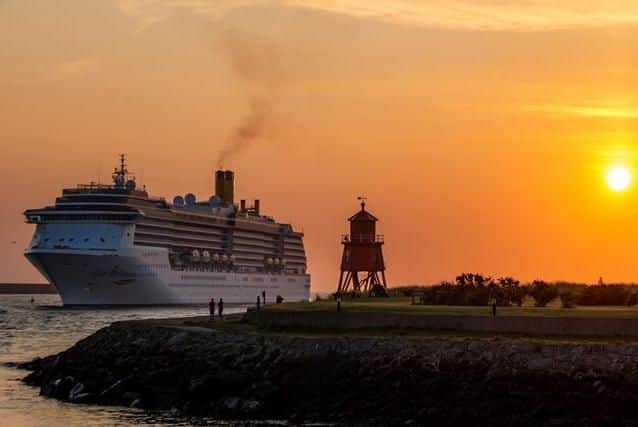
[357,195,367,209]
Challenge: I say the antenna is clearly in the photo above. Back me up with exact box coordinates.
[119,153,127,176]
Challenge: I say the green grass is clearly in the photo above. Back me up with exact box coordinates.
[180,316,638,344]
[263,297,638,318]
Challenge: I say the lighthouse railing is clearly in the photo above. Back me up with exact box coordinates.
[341,234,384,243]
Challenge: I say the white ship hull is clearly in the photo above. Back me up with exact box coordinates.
[25,247,310,306]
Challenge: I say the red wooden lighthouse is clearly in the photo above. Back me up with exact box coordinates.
[337,198,388,296]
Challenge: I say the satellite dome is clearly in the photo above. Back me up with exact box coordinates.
[185,193,196,205]
[173,195,185,207]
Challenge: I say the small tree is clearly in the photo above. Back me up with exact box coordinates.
[498,276,523,306]
[529,280,558,307]
[455,273,493,288]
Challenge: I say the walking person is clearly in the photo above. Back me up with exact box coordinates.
[491,298,497,317]
[262,290,266,305]
[218,298,224,320]
[208,298,215,321]
[257,295,261,310]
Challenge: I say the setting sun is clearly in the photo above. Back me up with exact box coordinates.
[607,166,632,191]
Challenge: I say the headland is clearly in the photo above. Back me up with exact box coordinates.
[17,299,638,426]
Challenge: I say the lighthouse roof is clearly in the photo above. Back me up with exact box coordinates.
[348,207,378,222]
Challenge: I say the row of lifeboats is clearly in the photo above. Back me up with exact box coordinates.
[190,250,236,263]
[265,257,287,266]
[189,249,287,267]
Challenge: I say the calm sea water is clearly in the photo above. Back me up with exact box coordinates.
[0,294,267,427]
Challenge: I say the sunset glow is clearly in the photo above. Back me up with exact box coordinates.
[4,1,638,289]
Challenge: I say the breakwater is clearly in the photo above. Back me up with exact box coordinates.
[0,283,57,294]
[18,317,638,426]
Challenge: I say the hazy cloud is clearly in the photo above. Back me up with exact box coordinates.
[54,56,102,76]
[116,0,259,31]
[288,0,638,31]
[116,0,638,32]
[530,102,638,119]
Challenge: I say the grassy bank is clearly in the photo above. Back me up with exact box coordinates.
[263,297,638,318]
[181,317,638,344]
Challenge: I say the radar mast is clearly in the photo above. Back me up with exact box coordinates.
[112,154,135,190]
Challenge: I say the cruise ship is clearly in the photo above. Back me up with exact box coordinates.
[23,155,310,305]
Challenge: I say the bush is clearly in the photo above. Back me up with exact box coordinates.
[559,291,574,308]
[528,280,558,307]
[391,277,638,308]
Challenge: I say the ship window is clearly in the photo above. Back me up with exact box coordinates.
[100,237,105,242]
[44,238,49,242]
[69,238,74,241]
[59,238,64,242]
[84,238,89,242]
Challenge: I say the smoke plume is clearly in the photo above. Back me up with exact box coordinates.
[215,29,289,168]
[217,98,271,168]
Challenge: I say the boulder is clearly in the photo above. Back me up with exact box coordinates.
[122,391,143,407]
[222,396,241,412]
[69,392,94,403]
[240,399,260,414]
[98,378,128,403]
[527,358,553,371]
[68,382,85,400]
[42,376,75,399]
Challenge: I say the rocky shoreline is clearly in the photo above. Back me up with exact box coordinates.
[16,318,638,426]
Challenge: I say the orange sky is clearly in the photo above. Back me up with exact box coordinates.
[2,1,638,291]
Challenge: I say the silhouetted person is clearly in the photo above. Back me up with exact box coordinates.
[262,290,266,304]
[208,298,215,320]
[218,298,224,320]
[276,295,283,304]
[337,295,342,312]
[257,295,261,310]
[492,301,496,317]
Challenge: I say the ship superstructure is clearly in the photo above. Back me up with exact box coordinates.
[24,155,310,305]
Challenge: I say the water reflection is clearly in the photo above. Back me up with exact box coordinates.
[0,295,257,427]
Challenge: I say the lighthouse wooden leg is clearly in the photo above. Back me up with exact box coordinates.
[339,271,353,294]
[337,271,345,294]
